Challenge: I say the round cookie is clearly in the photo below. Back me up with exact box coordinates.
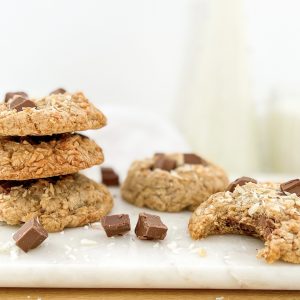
[0,134,104,180]
[0,173,113,232]
[0,92,106,136]
[188,178,300,264]
[121,153,229,212]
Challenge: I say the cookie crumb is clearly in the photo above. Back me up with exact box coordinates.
[198,248,207,257]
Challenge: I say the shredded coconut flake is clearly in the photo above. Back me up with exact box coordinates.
[80,239,98,246]
[248,202,260,216]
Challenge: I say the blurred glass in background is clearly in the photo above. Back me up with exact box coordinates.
[0,0,299,175]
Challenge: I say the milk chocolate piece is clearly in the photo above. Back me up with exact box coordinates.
[226,176,257,192]
[101,167,119,186]
[135,212,168,240]
[4,91,28,103]
[183,153,207,165]
[9,97,37,112]
[153,156,176,171]
[280,179,300,196]
[13,218,48,253]
[50,88,66,95]
[101,214,131,237]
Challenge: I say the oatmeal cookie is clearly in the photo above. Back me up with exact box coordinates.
[0,173,113,232]
[121,153,229,212]
[0,134,104,180]
[0,92,106,136]
[189,178,300,264]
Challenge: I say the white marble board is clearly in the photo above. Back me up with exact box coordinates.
[0,167,300,290]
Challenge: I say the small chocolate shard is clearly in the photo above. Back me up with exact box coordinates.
[226,176,257,192]
[9,97,37,112]
[153,156,176,171]
[101,214,131,237]
[135,212,168,240]
[257,215,275,239]
[183,153,207,165]
[13,218,48,253]
[280,179,300,197]
[4,91,28,103]
[101,167,119,186]
[50,88,66,95]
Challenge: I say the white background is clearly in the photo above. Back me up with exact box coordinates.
[1,0,300,173]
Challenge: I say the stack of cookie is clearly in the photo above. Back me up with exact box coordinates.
[0,89,113,232]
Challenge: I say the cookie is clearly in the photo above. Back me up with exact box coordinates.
[0,173,113,232]
[189,178,300,264]
[0,134,104,180]
[121,153,229,212]
[0,92,106,136]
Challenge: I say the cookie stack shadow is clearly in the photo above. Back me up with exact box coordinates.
[0,89,113,232]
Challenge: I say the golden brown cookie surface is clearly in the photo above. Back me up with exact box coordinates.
[0,92,106,136]
[121,153,229,212]
[0,134,104,180]
[0,173,113,232]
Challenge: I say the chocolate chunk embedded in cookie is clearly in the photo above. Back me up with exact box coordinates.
[121,153,228,212]
[189,180,300,264]
[0,174,113,232]
[0,133,104,180]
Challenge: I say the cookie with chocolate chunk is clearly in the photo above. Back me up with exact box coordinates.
[0,134,104,180]
[121,153,228,212]
[0,173,113,232]
[0,91,106,136]
[189,178,300,264]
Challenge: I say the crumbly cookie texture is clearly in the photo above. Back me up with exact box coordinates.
[189,182,300,264]
[0,134,104,180]
[121,153,229,212]
[0,173,113,232]
[0,92,106,136]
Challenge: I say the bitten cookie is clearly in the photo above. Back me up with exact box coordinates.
[121,153,229,212]
[189,177,300,264]
[0,173,113,232]
[0,92,106,136]
[0,134,104,180]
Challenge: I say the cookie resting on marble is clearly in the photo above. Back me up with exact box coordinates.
[0,91,106,136]
[121,153,229,212]
[189,177,300,264]
[0,134,104,180]
[0,173,113,232]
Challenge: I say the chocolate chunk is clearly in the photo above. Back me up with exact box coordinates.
[4,91,28,103]
[13,218,48,253]
[226,176,257,192]
[101,214,131,237]
[280,179,300,196]
[135,212,168,240]
[257,216,275,239]
[50,88,66,95]
[101,167,119,186]
[153,156,176,171]
[183,153,207,165]
[9,97,37,112]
